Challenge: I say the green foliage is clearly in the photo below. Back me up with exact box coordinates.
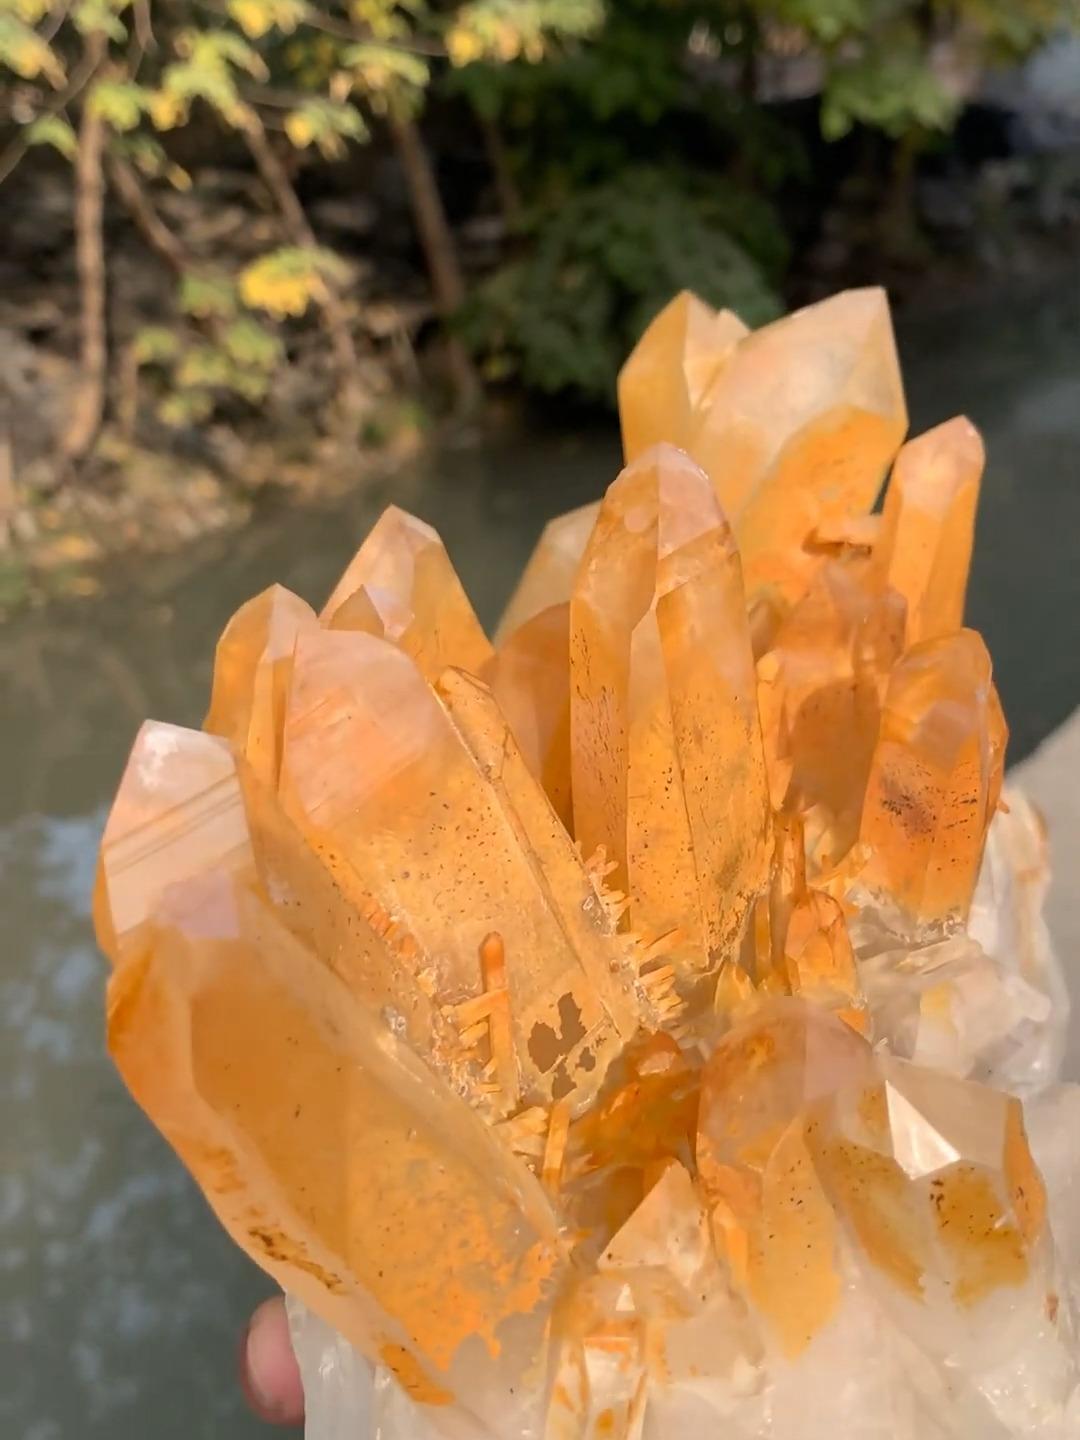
[446,0,602,66]
[154,27,268,128]
[461,166,781,399]
[284,97,369,156]
[821,37,960,141]
[25,114,77,158]
[342,42,431,112]
[137,306,284,425]
[960,0,1071,60]
[88,80,155,133]
[222,316,286,369]
[772,0,869,45]
[72,0,129,39]
[133,326,182,363]
[180,271,239,320]
[0,12,63,81]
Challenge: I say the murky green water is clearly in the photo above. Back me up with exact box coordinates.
[3,286,1079,1438]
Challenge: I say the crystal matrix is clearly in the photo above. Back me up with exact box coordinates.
[97,288,1078,1440]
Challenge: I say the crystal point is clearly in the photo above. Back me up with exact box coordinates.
[619,288,909,615]
[617,291,748,462]
[570,443,770,980]
[322,505,493,679]
[878,415,984,645]
[859,628,1005,925]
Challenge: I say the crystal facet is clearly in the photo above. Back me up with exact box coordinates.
[98,287,1077,1440]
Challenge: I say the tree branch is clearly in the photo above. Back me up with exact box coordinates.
[106,154,189,277]
[241,113,365,411]
[60,39,109,468]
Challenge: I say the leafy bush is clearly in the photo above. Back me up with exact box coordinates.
[461,166,783,400]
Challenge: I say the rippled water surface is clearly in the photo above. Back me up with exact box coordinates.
[3,285,1080,1437]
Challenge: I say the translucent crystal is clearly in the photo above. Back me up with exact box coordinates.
[858,630,1006,926]
[569,443,770,981]
[497,501,600,642]
[619,288,909,612]
[322,504,494,679]
[97,287,1078,1440]
[876,416,984,646]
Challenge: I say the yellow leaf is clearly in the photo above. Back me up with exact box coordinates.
[149,90,186,130]
[446,26,483,66]
[284,110,315,148]
[240,262,326,318]
[230,0,271,37]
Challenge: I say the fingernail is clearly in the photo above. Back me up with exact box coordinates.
[242,1302,283,1418]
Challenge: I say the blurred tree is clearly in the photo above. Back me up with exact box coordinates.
[449,0,795,397]
[0,0,1076,450]
[0,0,602,455]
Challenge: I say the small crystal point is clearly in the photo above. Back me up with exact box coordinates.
[617,291,748,463]
[204,584,318,786]
[96,721,251,965]
[878,415,984,645]
[321,505,493,679]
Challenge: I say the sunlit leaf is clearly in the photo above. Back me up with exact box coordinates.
[343,40,429,106]
[446,0,602,67]
[284,97,368,157]
[0,13,64,82]
[239,245,347,317]
[88,79,153,132]
[148,88,188,130]
[25,113,76,158]
[350,0,427,43]
[72,0,128,39]
[158,31,266,128]
[228,0,308,39]
[5,0,53,25]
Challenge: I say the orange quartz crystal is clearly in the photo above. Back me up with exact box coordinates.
[98,288,1075,1440]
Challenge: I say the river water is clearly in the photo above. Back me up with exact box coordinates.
[3,286,1079,1439]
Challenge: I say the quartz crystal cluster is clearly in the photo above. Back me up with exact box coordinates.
[96,288,1079,1440]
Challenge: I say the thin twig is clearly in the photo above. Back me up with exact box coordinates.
[41,0,71,44]
[106,154,189,277]
[133,0,156,54]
